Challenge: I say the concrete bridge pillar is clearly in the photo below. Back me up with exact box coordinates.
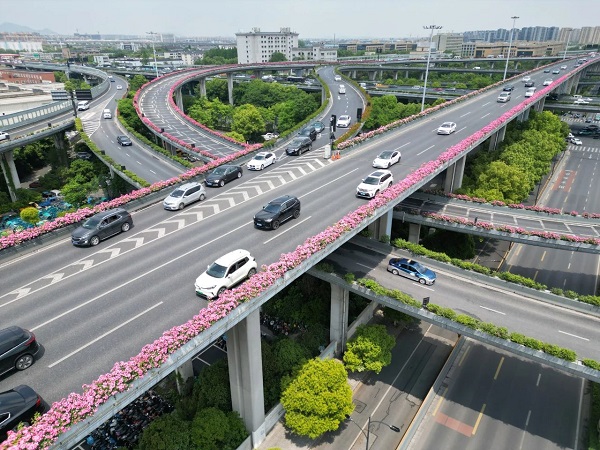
[352,70,357,78]
[175,88,183,110]
[535,96,546,112]
[175,360,194,394]
[444,156,466,192]
[227,73,234,106]
[330,283,349,356]
[408,223,421,244]
[227,309,265,447]
[405,70,409,79]
[52,133,69,166]
[394,71,399,80]
[488,124,507,151]
[0,150,19,202]
[367,210,393,241]
[198,78,206,98]
[369,71,376,81]
[518,106,531,122]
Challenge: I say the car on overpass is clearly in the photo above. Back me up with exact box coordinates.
[336,115,352,128]
[497,92,511,103]
[71,208,133,247]
[0,326,41,376]
[253,195,301,230]
[204,165,243,187]
[437,122,457,135]
[195,249,257,299]
[0,385,45,441]
[387,257,437,285]
[356,170,393,199]
[0,131,9,141]
[163,182,206,210]
[543,79,553,86]
[503,85,514,92]
[246,152,276,171]
[372,150,401,168]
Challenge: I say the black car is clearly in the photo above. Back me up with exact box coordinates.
[543,69,551,73]
[298,126,317,141]
[503,85,514,92]
[254,195,301,230]
[524,81,535,87]
[76,151,93,160]
[0,385,45,441]
[116,135,132,146]
[71,208,133,246]
[285,137,312,156]
[204,165,243,187]
[0,326,40,376]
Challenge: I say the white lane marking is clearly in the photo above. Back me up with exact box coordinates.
[458,127,468,133]
[482,113,491,119]
[150,170,157,174]
[480,305,506,315]
[536,373,541,387]
[48,302,163,368]
[558,330,590,341]
[481,102,491,107]
[356,263,373,269]
[394,142,411,150]
[460,112,471,117]
[417,145,435,156]
[263,216,312,244]
[299,169,359,198]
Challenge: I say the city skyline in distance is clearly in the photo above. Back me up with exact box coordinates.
[1,0,598,40]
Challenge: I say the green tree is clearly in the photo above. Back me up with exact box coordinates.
[129,74,148,92]
[193,359,231,411]
[281,358,354,439]
[273,338,311,375]
[343,324,395,373]
[20,207,40,225]
[270,52,287,62]
[189,408,248,450]
[137,414,190,450]
[231,104,265,140]
[474,160,530,203]
[61,180,93,206]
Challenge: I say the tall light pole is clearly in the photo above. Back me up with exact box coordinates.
[562,28,573,60]
[502,16,519,81]
[421,24,442,112]
[146,31,159,78]
[346,415,401,449]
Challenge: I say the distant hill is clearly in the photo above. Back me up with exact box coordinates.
[0,22,57,35]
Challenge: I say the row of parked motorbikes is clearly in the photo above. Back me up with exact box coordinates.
[85,390,173,450]
[260,313,308,336]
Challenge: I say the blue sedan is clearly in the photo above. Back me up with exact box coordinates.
[387,258,436,285]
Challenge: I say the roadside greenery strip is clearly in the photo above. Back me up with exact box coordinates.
[390,238,600,307]
[420,211,600,245]
[352,276,584,363]
[2,61,593,446]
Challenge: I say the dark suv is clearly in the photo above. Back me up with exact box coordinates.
[286,137,312,156]
[254,195,301,230]
[298,125,317,141]
[116,135,132,146]
[0,326,40,376]
[71,208,133,246]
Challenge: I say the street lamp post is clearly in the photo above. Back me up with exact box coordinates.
[502,16,519,81]
[146,31,159,78]
[421,25,442,112]
[562,28,573,60]
[347,415,401,450]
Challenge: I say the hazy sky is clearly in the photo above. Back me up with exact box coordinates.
[3,0,597,39]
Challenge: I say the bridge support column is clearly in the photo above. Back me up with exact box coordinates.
[175,88,183,110]
[535,96,546,112]
[369,71,376,81]
[175,360,194,394]
[367,210,393,241]
[199,78,206,98]
[0,150,19,201]
[443,156,466,192]
[518,106,531,122]
[405,70,409,79]
[227,73,234,106]
[394,71,398,80]
[227,310,265,447]
[488,124,507,151]
[352,70,356,78]
[330,283,349,356]
[52,133,69,166]
[408,223,421,244]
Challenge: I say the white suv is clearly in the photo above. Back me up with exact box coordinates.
[195,249,257,299]
[163,182,206,210]
[0,131,9,141]
[356,170,394,199]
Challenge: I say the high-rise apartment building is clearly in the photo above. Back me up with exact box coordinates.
[432,33,464,54]
[235,27,298,64]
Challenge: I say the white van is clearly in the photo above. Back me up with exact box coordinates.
[103,109,112,119]
[77,101,90,111]
[525,87,536,98]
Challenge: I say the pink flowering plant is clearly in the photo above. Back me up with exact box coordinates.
[4,59,597,448]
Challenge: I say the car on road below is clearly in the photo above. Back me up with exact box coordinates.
[334,75,342,81]
[437,122,457,134]
[262,132,279,141]
[195,249,257,299]
[253,195,300,230]
[0,326,40,376]
[116,135,132,146]
[76,151,93,160]
[71,208,133,246]
[337,115,352,128]
[570,137,583,145]
[356,170,393,198]
[503,85,514,91]
[285,137,312,156]
[0,385,45,441]
[0,131,10,142]
[116,85,123,90]
[247,152,276,170]
[372,150,401,168]
[298,125,317,141]
[574,99,590,105]
[497,92,511,103]
[204,165,243,187]
[387,257,436,285]
[338,84,346,94]
[543,79,553,86]
[163,182,205,210]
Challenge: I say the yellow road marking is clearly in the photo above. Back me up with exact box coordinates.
[472,403,486,435]
[459,346,470,366]
[432,386,447,416]
[494,357,504,380]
